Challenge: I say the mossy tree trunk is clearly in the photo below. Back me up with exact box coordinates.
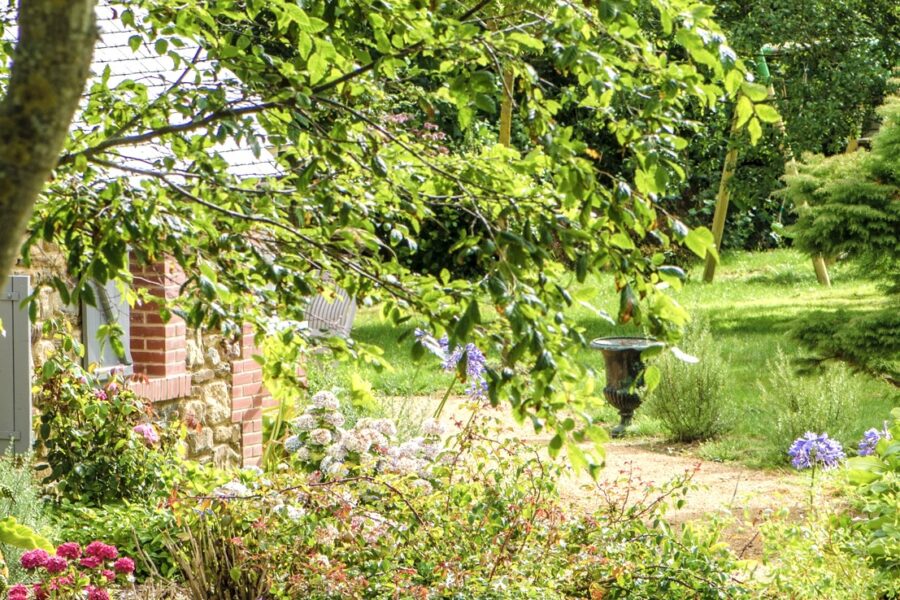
[0,0,97,287]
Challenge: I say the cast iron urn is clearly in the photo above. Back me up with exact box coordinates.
[590,337,664,437]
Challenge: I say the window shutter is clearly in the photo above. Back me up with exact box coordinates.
[83,279,134,376]
[0,276,32,453]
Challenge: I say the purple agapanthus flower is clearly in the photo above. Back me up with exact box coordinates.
[788,432,846,470]
[415,329,488,399]
[858,425,892,457]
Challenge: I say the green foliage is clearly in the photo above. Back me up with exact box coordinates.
[757,351,859,464]
[751,508,892,599]
[843,408,900,581]
[646,320,731,442]
[671,0,900,251]
[166,418,748,598]
[782,94,900,285]
[52,500,179,581]
[791,308,900,385]
[14,0,765,457]
[33,354,180,505]
[0,453,55,585]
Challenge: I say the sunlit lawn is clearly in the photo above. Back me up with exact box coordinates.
[313,249,898,468]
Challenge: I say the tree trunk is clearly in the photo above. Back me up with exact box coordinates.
[0,0,97,287]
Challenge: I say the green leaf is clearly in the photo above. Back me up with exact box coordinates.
[548,433,563,459]
[735,95,753,129]
[740,81,769,102]
[684,226,716,259]
[643,365,660,392]
[754,103,780,124]
[747,117,763,145]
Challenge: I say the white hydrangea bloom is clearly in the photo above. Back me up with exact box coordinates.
[242,466,264,476]
[394,456,420,474]
[292,414,316,431]
[213,481,251,498]
[326,443,348,460]
[311,391,340,410]
[421,418,445,437]
[323,411,346,428]
[421,442,442,461]
[342,432,372,454]
[374,419,397,437]
[296,447,311,461]
[309,428,333,446]
[284,435,302,453]
[410,479,433,494]
[399,439,423,458]
[273,503,306,521]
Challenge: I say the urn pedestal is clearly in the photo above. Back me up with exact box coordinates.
[590,337,663,438]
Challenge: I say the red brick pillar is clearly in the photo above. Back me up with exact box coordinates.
[128,257,191,401]
[231,325,274,466]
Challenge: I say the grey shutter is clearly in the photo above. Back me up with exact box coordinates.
[0,276,32,453]
[83,280,133,377]
[307,287,357,339]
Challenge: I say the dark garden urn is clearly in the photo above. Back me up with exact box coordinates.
[590,337,664,438]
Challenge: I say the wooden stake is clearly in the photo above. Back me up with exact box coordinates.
[702,106,741,283]
[499,67,514,147]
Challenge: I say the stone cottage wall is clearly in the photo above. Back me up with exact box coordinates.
[14,246,272,468]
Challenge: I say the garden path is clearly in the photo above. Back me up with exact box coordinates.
[423,396,812,558]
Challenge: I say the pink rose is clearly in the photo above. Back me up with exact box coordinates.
[132,423,160,445]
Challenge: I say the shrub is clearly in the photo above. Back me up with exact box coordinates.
[50,502,178,582]
[11,541,135,600]
[645,321,730,442]
[758,352,858,464]
[165,415,750,599]
[33,355,179,505]
[842,408,900,591]
[0,453,55,586]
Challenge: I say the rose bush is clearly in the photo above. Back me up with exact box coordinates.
[33,354,180,505]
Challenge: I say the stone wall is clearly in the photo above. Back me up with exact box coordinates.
[14,247,271,469]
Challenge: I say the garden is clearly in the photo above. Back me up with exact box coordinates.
[0,0,898,598]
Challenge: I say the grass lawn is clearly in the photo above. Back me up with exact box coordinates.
[310,249,898,468]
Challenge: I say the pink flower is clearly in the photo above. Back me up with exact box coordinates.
[56,575,74,587]
[86,587,110,600]
[7,584,28,600]
[84,541,118,560]
[94,389,108,401]
[132,423,159,445]
[79,556,102,569]
[45,556,68,573]
[56,542,81,559]
[101,569,116,581]
[113,557,135,574]
[20,549,50,569]
[33,584,48,600]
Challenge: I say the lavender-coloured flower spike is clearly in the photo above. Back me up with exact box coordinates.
[858,425,892,457]
[788,432,846,470]
[415,329,489,399]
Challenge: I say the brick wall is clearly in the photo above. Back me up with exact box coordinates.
[22,248,272,469]
[129,258,191,400]
[231,325,276,465]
